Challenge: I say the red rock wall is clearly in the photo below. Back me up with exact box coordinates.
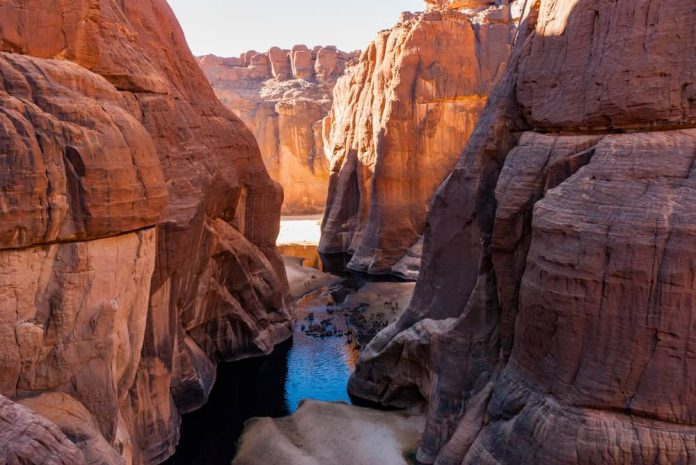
[0,1,290,464]
[350,0,696,464]
[319,4,519,279]
[198,47,357,215]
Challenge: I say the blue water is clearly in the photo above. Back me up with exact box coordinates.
[166,283,363,464]
[285,332,353,412]
[284,288,359,412]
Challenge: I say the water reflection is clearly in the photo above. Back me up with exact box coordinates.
[284,287,361,412]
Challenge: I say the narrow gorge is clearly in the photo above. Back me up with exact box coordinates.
[1,0,696,465]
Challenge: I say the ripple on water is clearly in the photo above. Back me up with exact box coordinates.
[285,332,353,412]
[284,289,360,413]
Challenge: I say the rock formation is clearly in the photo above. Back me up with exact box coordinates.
[0,1,290,464]
[319,2,521,279]
[233,400,425,465]
[350,0,696,464]
[199,47,357,215]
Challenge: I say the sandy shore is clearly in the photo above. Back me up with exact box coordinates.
[233,400,425,465]
[345,281,416,323]
[284,256,341,299]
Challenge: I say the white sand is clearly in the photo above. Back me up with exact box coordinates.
[233,400,425,465]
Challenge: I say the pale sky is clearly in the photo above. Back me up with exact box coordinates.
[168,0,425,57]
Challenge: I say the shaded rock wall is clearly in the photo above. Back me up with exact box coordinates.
[199,47,358,215]
[0,0,290,464]
[319,2,520,280]
[350,0,696,464]
[0,394,89,465]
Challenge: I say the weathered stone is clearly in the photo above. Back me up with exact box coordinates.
[0,1,291,464]
[198,46,357,215]
[0,53,167,249]
[350,0,696,464]
[0,395,87,465]
[20,393,123,465]
[320,5,518,278]
[290,45,314,81]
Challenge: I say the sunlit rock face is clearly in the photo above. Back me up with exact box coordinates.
[319,2,520,280]
[0,0,290,464]
[350,0,696,464]
[199,47,358,215]
[426,0,498,9]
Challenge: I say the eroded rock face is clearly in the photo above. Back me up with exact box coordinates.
[199,47,358,215]
[350,0,696,464]
[0,395,88,465]
[319,4,519,279]
[0,0,290,464]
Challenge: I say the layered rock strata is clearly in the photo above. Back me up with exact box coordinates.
[319,2,521,279]
[0,1,290,464]
[350,0,696,464]
[199,47,357,215]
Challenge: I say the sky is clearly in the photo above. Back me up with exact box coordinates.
[168,0,424,57]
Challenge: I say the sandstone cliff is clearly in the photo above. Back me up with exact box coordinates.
[0,1,290,464]
[199,47,357,215]
[350,0,696,464]
[319,2,521,279]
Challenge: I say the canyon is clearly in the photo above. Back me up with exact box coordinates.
[2,0,696,464]
[199,47,358,215]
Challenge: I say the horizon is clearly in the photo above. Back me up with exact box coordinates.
[167,0,424,57]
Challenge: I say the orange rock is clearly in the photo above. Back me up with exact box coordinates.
[199,46,357,215]
[320,5,518,279]
[0,0,290,464]
[19,393,124,465]
[0,53,167,249]
[290,45,314,81]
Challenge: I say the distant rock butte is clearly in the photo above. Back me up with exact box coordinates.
[425,0,500,9]
[0,0,290,464]
[350,0,696,464]
[319,2,521,280]
[198,47,358,215]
